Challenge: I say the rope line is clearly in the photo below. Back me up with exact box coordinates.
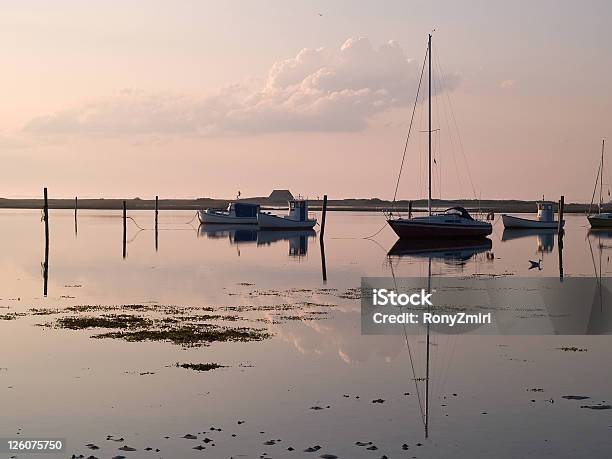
[124,211,199,231]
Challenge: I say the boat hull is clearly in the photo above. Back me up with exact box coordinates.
[198,210,258,225]
[258,212,317,230]
[502,214,563,229]
[588,214,612,228]
[387,219,492,239]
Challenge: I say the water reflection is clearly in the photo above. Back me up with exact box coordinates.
[501,228,565,278]
[387,238,493,265]
[320,238,327,282]
[587,230,612,334]
[588,229,612,277]
[3,210,607,456]
[502,228,557,253]
[198,224,316,258]
[385,238,495,437]
[42,236,49,297]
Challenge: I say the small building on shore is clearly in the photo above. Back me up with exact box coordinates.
[268,189,294,203]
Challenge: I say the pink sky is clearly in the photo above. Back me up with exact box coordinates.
[1,1,611,202]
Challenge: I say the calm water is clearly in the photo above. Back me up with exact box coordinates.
[1,210,611,458]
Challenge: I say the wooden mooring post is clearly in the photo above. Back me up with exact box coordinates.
[320,195,328,240]
[318,195,328,282]
[123,200,127,259]
[155,195,159,251]
[408,200,412,218]
[558,196,565,280]
[558,196,565,234]
[74,196,78,235]
[43,188,49,296]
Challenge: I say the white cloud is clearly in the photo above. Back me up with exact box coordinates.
[23,37,460,137]
[500,79,516,89]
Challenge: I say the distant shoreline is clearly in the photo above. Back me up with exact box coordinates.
[0,197,596,213]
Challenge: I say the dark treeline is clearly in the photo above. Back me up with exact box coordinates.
[0,197,596,213]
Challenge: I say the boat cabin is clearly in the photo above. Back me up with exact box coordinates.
[287,199,309,222]
[537,202,555,222]
[228,202,260,218]
[441,207,475,221]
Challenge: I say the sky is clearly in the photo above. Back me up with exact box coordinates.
[1,0,611,201]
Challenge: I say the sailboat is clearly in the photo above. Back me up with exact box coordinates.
[588,139,612,228]
[387,34,492,239]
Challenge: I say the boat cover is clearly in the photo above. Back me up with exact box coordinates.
[234,203,260,217]
[443,207,475,221]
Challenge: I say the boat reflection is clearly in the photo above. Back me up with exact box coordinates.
[586,230,612,334]
[386,237,493,438]
[387,238,492,265]
[588,229,612,241]
[198,224,316,257]
[502,228,557,253]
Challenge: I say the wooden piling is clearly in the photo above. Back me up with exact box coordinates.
[74,196,78,235]
[123,200,127,259]
[43,188,49,296]
[558,196,565,234]
[558,195,565,280]
[155,195,159,252]
[409,200,413,218]
[43,188,49,242]
[320,195,328,240]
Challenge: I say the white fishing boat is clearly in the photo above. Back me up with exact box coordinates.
[502,201,563,229]
[257,199,317,230]
[198,202,260,225]
[588,139,612,229]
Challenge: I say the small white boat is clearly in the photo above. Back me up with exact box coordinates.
[257,199,317,230]
[502,202,563,229]
[198,202,260,225]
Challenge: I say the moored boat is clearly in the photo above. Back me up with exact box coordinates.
[388,207,492,239]
[588,139,612,228]
[257,199,317,230]
[502,201,564,229]
[588,212,612,228]
[386,33,492,240]
[198,202,260,225]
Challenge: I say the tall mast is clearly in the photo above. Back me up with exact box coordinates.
[600,139,605,213]
[428,34,432,217]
